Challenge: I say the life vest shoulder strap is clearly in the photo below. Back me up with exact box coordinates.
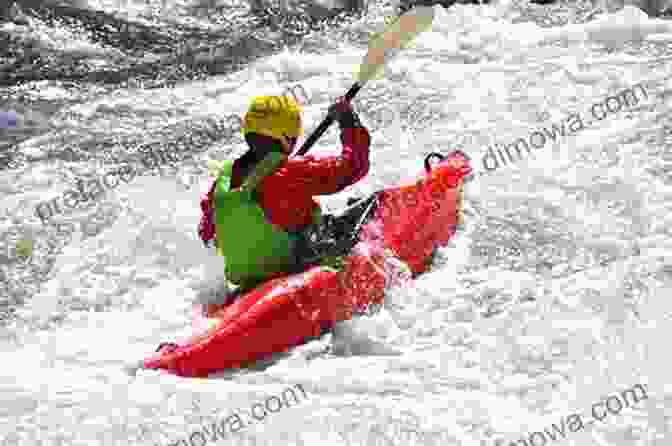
[239,151,285,193]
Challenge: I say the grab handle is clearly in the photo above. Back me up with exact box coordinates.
[424,152,445,173]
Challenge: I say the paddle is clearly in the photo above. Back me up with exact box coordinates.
[293,5,435,156]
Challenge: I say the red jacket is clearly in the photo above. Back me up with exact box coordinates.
[230,127,371,232]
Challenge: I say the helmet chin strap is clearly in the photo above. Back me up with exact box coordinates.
[279,136,290,153]
[280,134,297,153]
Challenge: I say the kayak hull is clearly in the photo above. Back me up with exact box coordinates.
[143,151,471,377]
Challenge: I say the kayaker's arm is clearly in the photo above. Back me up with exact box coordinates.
[325,96,370,188]
[277,95,371,197]
[198,160,235,247]
[280,126,370,195]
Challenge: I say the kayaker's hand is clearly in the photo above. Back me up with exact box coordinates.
[327,97,360,128]
[327,96,352,119]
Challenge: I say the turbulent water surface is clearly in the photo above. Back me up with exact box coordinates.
[1,0,671,445]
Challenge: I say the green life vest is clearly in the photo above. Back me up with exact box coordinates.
[212,152,297,288]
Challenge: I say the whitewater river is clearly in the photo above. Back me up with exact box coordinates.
[1,0,671,445]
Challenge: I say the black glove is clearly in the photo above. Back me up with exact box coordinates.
[327,96,362,129]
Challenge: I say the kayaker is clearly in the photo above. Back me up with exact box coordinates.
[198,94,371,294]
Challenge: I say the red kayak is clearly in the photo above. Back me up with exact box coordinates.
[143,150,471,377]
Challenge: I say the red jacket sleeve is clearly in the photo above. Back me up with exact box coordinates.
[273,127,371,196]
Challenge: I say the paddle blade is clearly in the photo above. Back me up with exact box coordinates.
[295,6,435,157]
[356,5,435,84]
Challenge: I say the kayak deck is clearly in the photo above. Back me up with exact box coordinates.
[143,151,472,377]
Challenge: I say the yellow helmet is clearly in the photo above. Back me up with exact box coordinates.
[242,95,304,142]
